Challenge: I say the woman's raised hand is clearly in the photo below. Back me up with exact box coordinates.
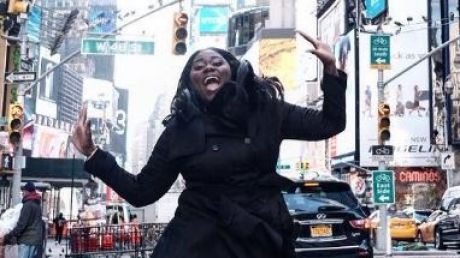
[72,105,96,157]
[297,30,338,76]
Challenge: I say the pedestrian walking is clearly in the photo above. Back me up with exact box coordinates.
[3,181,43,258]
[71,30,347,258]
[53,213,66,244]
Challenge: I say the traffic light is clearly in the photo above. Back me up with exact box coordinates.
[8,102,24,146]
[378,103,391,144]
[172,12,188,55]
[7,0,29,14]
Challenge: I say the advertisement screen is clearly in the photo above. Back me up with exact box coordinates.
[318,0,354,157]
[448,3,460,144]
[110,87,128,156]
[359,28,435,166]
[259,38,297,91]
[32,125,70,158]
[88,6,117,34]
[199,6,230,34]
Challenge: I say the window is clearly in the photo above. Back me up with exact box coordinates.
[228,7,269,48]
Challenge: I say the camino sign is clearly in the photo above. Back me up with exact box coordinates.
[370,35,390,70]
[372,170,395,204]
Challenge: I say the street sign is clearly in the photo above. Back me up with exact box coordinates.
[441,152,455,170]
[370,35,390,70]
[4,72,37,84]
[81,38,155,55]
[371,145,394,162]
[372,170,395,204]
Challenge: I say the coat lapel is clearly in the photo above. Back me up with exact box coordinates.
[168,116,206,160]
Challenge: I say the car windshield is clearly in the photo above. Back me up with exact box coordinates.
[413,210,431,221]
[284,182,359,211]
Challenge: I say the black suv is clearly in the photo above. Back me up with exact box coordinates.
[433,197,460,249]
[283,179,373,258]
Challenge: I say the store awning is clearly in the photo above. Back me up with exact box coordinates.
[21,157,90,188]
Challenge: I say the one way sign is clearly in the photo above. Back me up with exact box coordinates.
[5,72,37,84]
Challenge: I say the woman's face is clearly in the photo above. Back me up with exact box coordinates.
[190,49,232,102]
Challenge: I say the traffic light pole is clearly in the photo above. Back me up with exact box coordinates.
[373,32,460,257]
[376,68,391,256]
[11,14,27,205]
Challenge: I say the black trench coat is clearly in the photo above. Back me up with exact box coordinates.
[84,71,347,258]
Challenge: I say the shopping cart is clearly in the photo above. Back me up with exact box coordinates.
[66,223,168,258]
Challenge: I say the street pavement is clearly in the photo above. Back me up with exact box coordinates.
[45,239,460,258]
[374,250,460,257]
[45,238,67,258]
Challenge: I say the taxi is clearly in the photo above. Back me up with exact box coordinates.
[368,210,418,241]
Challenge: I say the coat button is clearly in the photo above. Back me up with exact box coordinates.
[211,144,220,151]
[244,138,251,144]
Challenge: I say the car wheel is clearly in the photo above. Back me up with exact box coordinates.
[434,228,446,250]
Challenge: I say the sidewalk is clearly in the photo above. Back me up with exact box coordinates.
[45,238,67,258]
[374,249,460,257]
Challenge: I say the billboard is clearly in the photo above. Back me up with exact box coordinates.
[394,167,446,210]
[109,87,128,157]
[88,6,117,34]
[359,28,435,166]
[317,0,346,69]
[318,5,355,157]
[27,5,42,42]
[32,125,70,158]
[199,5,230,34]
[259,38,297,91]
[448,11,460,144]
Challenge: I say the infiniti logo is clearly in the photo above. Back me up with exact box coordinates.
[316,213,327,220]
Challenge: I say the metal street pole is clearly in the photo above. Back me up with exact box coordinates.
[11,14,28,205]
[376,67,391,256]
[373,29,460,258]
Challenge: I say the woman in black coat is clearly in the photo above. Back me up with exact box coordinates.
[72,31,347,258]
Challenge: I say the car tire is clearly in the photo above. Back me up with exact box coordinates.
[434,228,446,250]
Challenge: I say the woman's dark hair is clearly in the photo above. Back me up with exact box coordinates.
[163,47,284,125]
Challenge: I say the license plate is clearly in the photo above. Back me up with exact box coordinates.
[310,224,332,237]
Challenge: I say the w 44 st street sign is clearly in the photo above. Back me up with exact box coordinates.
[81,38,155,56]
[372,170,395,204]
